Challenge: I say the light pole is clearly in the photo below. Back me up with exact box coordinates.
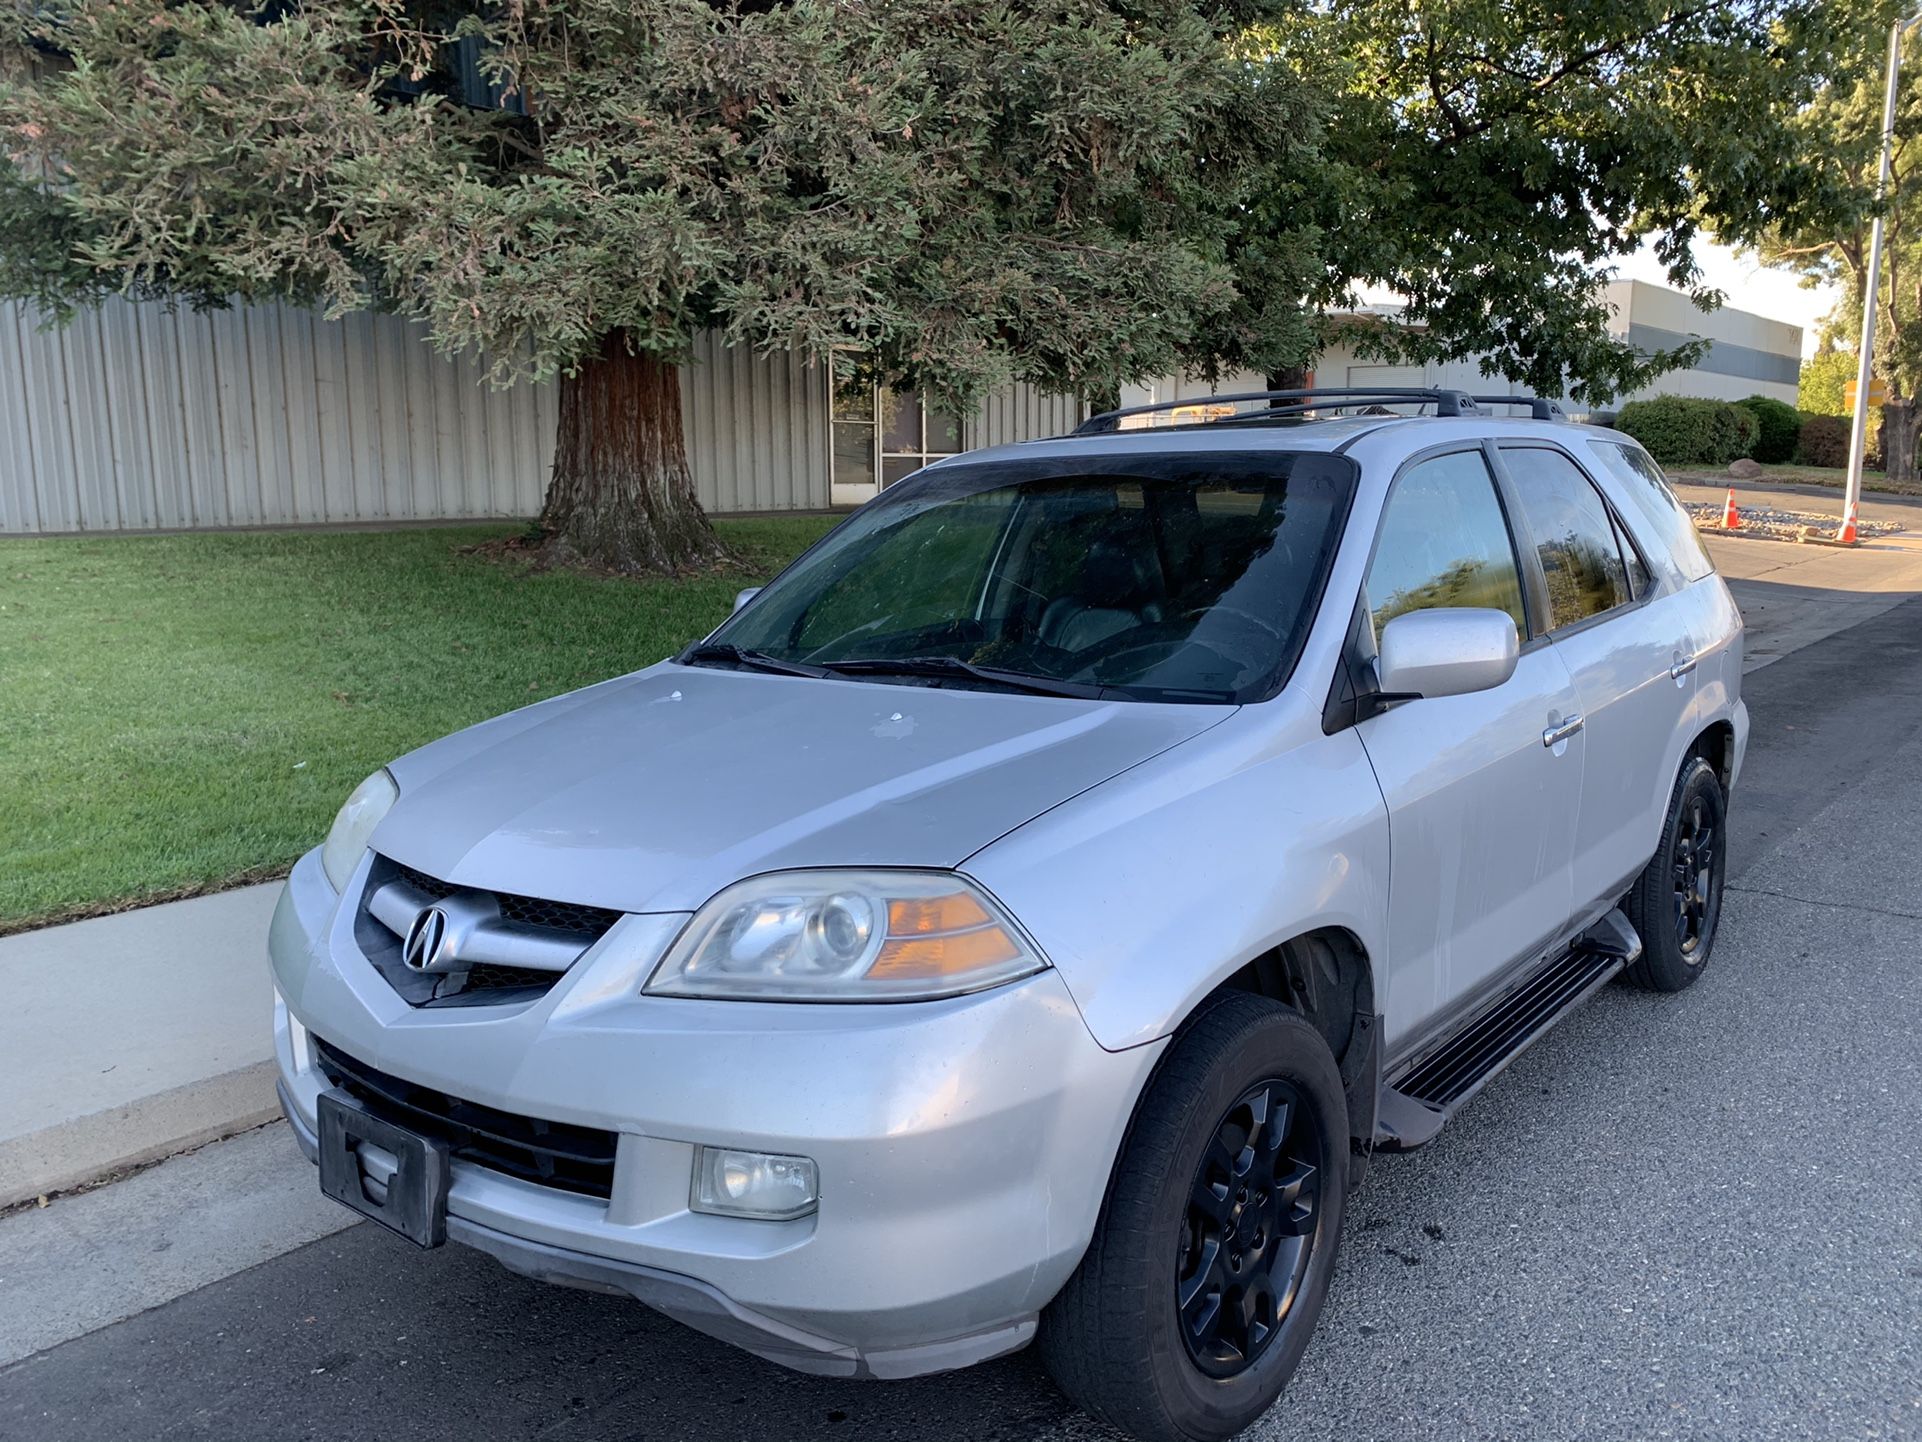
[1846,12,1922,516]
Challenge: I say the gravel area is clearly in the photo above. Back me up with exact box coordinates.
[1683,500,1903,543]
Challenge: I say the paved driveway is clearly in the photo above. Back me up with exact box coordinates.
[4,533,1920,1442]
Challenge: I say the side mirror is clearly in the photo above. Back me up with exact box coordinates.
[733,587,762,614]
[1375,607,1519,701]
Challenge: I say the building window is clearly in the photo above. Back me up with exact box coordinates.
[829,360,963,505]
[879,390,963,485]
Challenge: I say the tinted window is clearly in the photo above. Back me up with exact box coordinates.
[1503,447,1631,630]
[1365,450,1528,640]
[1589,441,1716,582]
[713,453,1355,703]
[1613,512,1652,599]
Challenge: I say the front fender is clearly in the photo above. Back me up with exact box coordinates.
[964,706,1391,1053]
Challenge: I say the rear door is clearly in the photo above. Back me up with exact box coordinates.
[1354,446,1585,1048]
[1493,443,1696,911]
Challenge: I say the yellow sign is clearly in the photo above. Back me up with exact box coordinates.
[1845,377,1892,409]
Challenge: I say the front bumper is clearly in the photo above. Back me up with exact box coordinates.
[271,847,1161,1378]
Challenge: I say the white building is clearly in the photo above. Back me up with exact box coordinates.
[1121,279,1803,417]
[1594,279,1802,407]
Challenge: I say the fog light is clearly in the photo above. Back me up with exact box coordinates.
[690,1146,819,1221]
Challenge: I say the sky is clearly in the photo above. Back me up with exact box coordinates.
[1615,239,1841,358]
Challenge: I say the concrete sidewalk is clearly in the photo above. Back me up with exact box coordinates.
[0,884,283,1208]
[9,501,1922,1210]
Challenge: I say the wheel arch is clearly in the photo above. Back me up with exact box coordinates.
[1203,927,1381,1180]
[1689,718,1737,794]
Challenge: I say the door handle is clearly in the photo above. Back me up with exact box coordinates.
[1669,655,1698,681]
[1542,714,1585,748]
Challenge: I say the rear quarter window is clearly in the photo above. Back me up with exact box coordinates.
[1586,440,1716,583]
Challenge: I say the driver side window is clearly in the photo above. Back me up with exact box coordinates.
[1365,450,1528,642]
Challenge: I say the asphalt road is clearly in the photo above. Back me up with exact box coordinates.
[4,586,1921,1441]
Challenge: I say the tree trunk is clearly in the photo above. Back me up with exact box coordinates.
[1881,400,1918,483]
[1266,366,1309,392]
[538,332,730,574]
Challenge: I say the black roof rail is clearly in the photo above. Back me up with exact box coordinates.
[1072,387,1484,436]
[1472,394,1568,422]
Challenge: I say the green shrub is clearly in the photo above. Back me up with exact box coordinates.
[1794,412,1881,469]
[1796,413,1846,467]
[1735,395,1801,464]
[1731,405,1759,458]
[1616,395,1758,466]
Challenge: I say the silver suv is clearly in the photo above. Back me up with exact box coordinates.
[271,389,1746,1442]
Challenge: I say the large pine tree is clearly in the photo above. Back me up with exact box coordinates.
[2,0,1319,570]
[2,0,1885,564]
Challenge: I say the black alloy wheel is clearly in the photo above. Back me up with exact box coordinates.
[1622,755,1728,992]
[1672,788,1720,957]
[1178,1079,1323,1377]
[1040,994,1348,1442]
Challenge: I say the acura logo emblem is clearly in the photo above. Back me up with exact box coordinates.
[403,906,450,971]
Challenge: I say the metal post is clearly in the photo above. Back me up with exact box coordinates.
[1847,18,1911,516]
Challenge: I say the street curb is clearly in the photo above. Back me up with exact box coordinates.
[0,1060,281,1210]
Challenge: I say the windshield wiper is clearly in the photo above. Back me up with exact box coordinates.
[678,642,836,679]
[821,656,1107,699]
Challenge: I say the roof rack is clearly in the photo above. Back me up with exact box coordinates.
[1073,388,1484,436]
[1472,395,1568,422]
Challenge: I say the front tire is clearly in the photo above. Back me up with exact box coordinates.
[1622,756,1727,992]
[1040,994,1347,1442]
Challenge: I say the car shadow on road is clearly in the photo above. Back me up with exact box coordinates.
[142,1217,1094,1441]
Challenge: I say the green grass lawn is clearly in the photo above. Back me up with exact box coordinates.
[0,517,837,933]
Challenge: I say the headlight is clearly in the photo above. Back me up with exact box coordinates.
[645,870,1046,1002]
[320,769,398,891]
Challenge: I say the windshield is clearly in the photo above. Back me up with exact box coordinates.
[703,452,1357,704]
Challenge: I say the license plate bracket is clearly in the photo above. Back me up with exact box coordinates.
[317,1088,449,1248]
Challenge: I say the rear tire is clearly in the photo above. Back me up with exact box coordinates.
[1622,756,1726,992]
[1039,993,1347,1442]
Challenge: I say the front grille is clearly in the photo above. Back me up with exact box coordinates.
[315,1037,617,1199]
[393,863,621,936]
[462,964,571,992]
[356,857,624,1009]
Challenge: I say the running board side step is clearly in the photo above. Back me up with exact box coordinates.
[1374,909,1643,1151]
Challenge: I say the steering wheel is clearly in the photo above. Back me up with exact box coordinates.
[1063,614,1250,687]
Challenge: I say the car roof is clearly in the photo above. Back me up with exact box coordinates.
[934,416,1631,472]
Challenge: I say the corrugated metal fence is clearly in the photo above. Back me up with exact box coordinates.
[0,298,1085,535]
[2,297,558,532]
[0,299,894,533]
[968,386,1084,451]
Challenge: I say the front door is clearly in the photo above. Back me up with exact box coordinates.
[1494,443,1697,910]
[1353,447,1585,1051]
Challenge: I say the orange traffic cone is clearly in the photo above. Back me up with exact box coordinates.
[1721,487,1742,530]
[1836,503,1859,545]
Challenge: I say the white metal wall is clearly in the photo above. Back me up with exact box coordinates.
[966,386,1085,450]
[1,297,555,532]
[684,335,830,514]
[0,300,841,533]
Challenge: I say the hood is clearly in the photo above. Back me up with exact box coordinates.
[372,663,1229,914]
